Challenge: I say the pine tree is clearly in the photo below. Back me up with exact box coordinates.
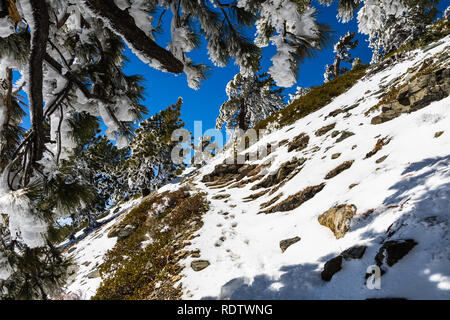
[324,31,358,83]
[126,98,186,197]
[320,0,439,62]
[216,72,286,131]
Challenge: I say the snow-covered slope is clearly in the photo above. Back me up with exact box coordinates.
[63,36,450,300]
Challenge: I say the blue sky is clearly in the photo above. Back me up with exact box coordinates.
[123,1,374,136]
[18,1,449,141]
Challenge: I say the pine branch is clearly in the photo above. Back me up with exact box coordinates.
[82,0,184,74]
[28,0,50,169]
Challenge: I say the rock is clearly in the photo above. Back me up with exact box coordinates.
[365,137,391,159]
[279,236,301,253]
[341,245,367,260]
[372,67,450,124]
[327,109,343,118]
[331,130,340,138]
[212,194,231,200]
[263,183,325,214]
[348,183,359,189]
[87,270,100,279]
[318,204,357,239]
[376,155,388,163]
[315,123,336,137]
[252,158,306,190]
[375,239,418,267]
[191,260,210,272]
[331,153,341,159]
[335,131,355,143]
[434,131,444,138]
[288,133,310,152]
[321,256,343,281]
[325,160,354,180]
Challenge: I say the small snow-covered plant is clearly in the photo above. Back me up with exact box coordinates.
[216,72,286,131]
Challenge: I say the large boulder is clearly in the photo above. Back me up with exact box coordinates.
[372,67,450,125]
[318,204,357,239]
[263,183,325,214]
[288,133,310,152]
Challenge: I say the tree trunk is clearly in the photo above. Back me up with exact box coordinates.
[83,0,184,74]
[28,0,49,170]
[333,57,341,78]
[238,102,248,131]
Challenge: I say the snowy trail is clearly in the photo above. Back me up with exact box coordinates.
[178,38,450,300]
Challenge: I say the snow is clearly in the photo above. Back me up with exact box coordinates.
[177,36,450,300]
[61,36,450,300]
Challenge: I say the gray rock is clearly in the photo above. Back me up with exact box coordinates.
[279,236,301,253]
[191,260,210,271]
[375,239,417,267]
[341,245,367,260]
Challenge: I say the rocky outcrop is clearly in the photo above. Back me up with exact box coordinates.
[263,183,325,214]
[335,131,355,143]
[372,67,450,125]
[288,133,310,152]
[202,163,258,184]
[252,158,306,190]
[325,160,355,180]
[375,239,417,267]
[315,123,336,137]
[318,204,357,239]
[279,236,301,253]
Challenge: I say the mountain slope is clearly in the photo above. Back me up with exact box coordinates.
[62,35,450,300]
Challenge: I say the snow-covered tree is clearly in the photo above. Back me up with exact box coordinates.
[0,0,331,298]
[444,6,449,19]
[324,31,358,83]
[216,72,286,131]
[320,0,439,62]
[126,98,186,197]
[288,86,311,104]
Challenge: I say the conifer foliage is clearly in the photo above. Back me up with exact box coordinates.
[216,72,286,131]
[324,31,358,83]
[126,98,186,197]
